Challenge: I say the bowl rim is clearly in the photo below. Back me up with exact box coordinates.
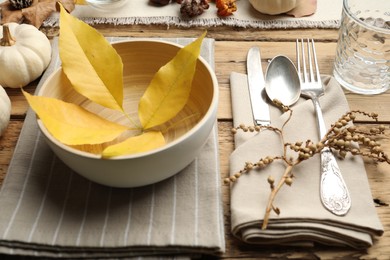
[36,39,219,160]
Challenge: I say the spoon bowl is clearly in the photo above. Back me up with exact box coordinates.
[265,55,301,106]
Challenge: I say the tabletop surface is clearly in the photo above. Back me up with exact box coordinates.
[1,23,390,259]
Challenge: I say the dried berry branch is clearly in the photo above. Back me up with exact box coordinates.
[225,99,390,229]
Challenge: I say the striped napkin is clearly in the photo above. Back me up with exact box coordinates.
[42,0,342,29]
[0,37,225,258]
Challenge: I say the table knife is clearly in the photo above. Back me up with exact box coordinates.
[246,47,271,126]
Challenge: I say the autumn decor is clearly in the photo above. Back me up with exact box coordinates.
[24,4,218,187]
[150,0,237,17]
[215,0,237,16]
[26,3,205,157]
[225,99,390,229]
[0,0,75,28]
[9,0,33,9]
[248,0,317,17]
[180,0,210,17]
[249,0,297,15]
[0,22,51,88]
[149,0,173,5]
[0,85,11,136]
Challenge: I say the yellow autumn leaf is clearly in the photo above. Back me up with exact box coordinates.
[138,31,206,130]
[23,90,128,145]
[58,4,124,112]
[102,131,166,158]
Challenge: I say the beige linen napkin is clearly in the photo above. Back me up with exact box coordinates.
[0,38,225,258]
[229,72,383,249]
[41,0,342,29]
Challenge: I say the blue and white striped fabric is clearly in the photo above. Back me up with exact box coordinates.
[0,37,225,258]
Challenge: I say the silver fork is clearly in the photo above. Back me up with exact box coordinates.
[296,39,351,216]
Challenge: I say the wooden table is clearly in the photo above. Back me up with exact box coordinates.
[1,25,390,259]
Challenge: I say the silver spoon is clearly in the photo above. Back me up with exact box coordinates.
[265,55,301,106]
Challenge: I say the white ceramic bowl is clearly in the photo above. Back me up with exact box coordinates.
[37,40,218,187]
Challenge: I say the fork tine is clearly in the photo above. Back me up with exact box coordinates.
[297,39,322,85]
[307,39,315,83]
[311,39,321,82]
[296,39,301,81]
[301,39,308,83]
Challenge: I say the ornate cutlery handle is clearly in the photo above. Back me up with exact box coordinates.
[312,97,351,216]
[320,148,351,215]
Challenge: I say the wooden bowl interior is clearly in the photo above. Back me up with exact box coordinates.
[39,41,215,153]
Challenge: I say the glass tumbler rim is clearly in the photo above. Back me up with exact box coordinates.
[343,0,390,34]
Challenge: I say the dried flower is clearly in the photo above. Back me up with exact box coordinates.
[151,0,239,18]
[215,0,237,16]
[179,0,209,17]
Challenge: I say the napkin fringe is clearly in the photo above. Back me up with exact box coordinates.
[43,16,340,29]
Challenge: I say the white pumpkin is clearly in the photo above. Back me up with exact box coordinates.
[0,23,52,88]
[0,85,11,136]
[249,0,297,15]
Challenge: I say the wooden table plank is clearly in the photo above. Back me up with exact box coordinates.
[41,26,340,42]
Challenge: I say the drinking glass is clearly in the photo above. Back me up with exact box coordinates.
[333,0,390,95]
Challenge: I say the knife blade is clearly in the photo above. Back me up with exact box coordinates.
[246,47,271,126]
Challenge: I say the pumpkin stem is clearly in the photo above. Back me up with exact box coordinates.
[0,25,16,46]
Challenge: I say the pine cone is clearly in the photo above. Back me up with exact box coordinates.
[9,0,33,9]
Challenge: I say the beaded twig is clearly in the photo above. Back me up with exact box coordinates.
[226,99,390,229]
